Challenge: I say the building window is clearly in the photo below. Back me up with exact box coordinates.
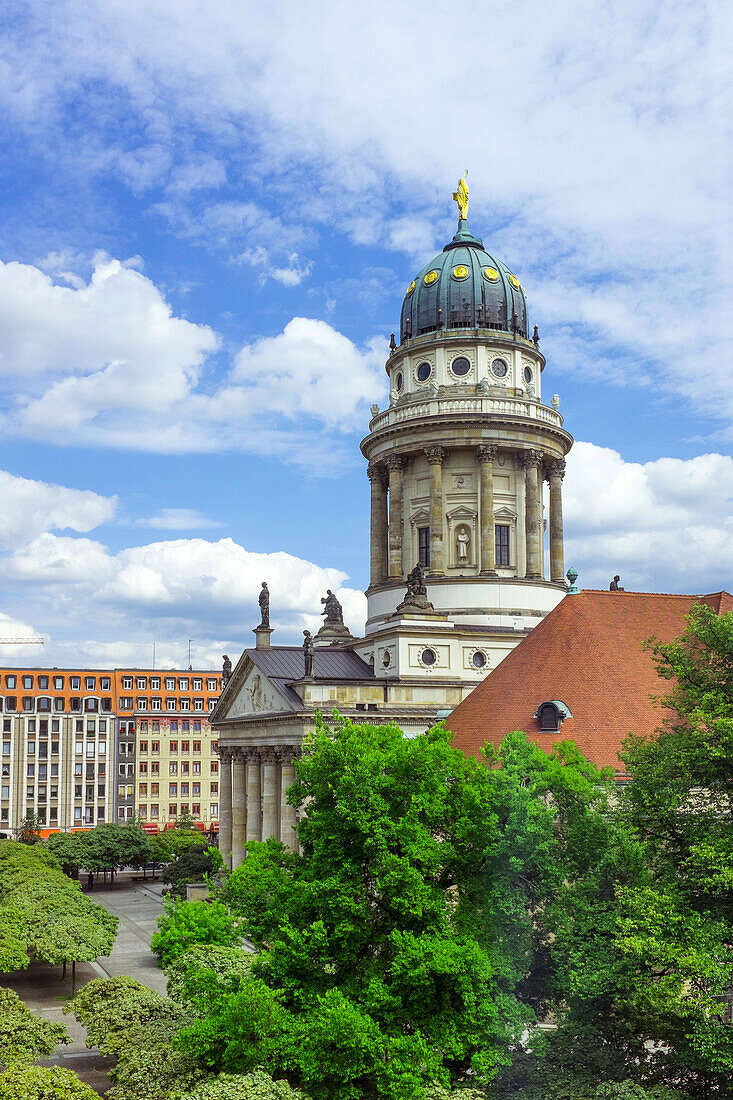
[170,741,178,753]
[166,699,177,712]
[100,678,111,691]
[420,647,437,667]
[207,679,217,691]
[418,527,430,568]
[210,803,218,817]
[151,697,161,711]
[85,677,96,690]
[137,698,148,712]
[150,677,161,690]
[169,804,177,817]
[70,677,80,690]
[22,676,33,689]
[122,677,132,690]
[192,679,202,691]
[5,676,16,689]
[139,762,148,775]
[169,783,178,796]
[38,676,49,689]
[179,678,189,691]
[165,678,175,691]
[495,524,510,567]
[194,699,204,712]
[53,676,64,689]
[150,804,159,817]
[535,700,572,732]
[136,677,147,690]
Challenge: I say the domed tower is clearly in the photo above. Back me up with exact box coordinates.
[356,183,573,687]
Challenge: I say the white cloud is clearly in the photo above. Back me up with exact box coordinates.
[0,255,385,465]
[0,532,367,668]
[1,0,728,432]
[0,469,116,548]
[563,442,733,592]
[239,247,313,286]
[135,509,224,531]
[0,612,44,657]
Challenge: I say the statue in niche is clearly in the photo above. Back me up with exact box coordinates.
[222,654,232,686]
[303,630,315,677]
[321,589,343,624]
[258,581,270,628]
[456,526,470,563]
[248,673,264,711]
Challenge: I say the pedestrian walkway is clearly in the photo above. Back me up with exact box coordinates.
[1,873,167,1095]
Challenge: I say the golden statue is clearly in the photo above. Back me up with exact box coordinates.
[452,170,469,220]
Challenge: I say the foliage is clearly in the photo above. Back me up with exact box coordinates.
[178,717,630,1099]
[0,840,117,969]
[166,944,255,1009]
[0,1065,98,1099]
[66,975,202,1100]
[153,822,209,864]
[45,832,85,877]
[17,810,42,844]
[163,846,223,898]
[172,1068,308,1099]
[43,821,155,880]
[152,897,244,968]
[0,987,69,1068]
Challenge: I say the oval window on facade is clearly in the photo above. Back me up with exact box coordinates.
[491,358,508,378]
[424,270,439,286]
[523,366,533,384]
[406,280,416,297]
[382,650,391,668]
[421,647,437,666]
[482,266,499,282]
[472,650,487,669]
[451,356,471,377]
[452,265,469,280]
[416,361,432,382]
[395,371,403,391]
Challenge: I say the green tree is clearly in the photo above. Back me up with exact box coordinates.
[152,898,244,968]
[0,988,69,1068]
[178,716,540,1099]
[0,1065,98,1099]
[165,944,254,1008]
[163,846,223,899]
[0,840,117,972]
[17,810,41,844]
[45,831,85,878]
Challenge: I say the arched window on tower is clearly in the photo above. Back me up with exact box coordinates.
[534,700,572,733]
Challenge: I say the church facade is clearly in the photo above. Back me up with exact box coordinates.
[211,185,574,866]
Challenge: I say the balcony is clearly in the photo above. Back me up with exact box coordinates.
[368,391,564,434]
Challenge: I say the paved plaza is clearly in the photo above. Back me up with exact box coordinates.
[1,873,167,1095]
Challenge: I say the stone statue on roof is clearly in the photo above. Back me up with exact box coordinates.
[303,630,315,677]
[258,581,270,628]
[321,589,343,624]
[609,575,620,591]
[222,654,232,686]
[395,562,434,614]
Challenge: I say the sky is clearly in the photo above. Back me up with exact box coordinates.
[0,0,730,669]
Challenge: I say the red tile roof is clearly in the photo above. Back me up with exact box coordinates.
[446,589,732,775]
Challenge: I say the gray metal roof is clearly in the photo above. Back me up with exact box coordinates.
[248,646,374,712]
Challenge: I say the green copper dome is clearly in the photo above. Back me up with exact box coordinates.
[400,218,528,342]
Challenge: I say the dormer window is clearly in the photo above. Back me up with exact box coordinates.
[534,700,572,732]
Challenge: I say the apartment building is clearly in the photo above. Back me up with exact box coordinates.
[113,669,222,830]
[0,666,222,836]
[0,669,114,834]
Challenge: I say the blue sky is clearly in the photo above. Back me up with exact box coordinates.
[0,0,730,668]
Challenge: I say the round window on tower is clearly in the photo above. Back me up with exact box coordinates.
[523,366,533,384]
[382,650,392,668]
[450,356,471,377]
[420,647,437,667]
[395,371,403,391]
[416,361,432,383]
[471,650,487,669]
[491,358,508,378]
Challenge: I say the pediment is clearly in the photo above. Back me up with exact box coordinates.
[214,654,291,721]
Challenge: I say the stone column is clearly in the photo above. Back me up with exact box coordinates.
[547,459,566,583]
[245,751,261,844]
[521,450,543,580]
[387,455,405,579]
[218,748,233,870]
[279,747,299,852]
[367,465,388,586]
[261,751,279,840]
[424,446,447,575]
[231,751,247,870]
[476,445,498,575]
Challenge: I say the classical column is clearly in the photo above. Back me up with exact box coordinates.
[231,750,247,870]
[261,751,279,840]
[387,455,405,579]
[279,748,299,853]
[424,446,447,575]
[367,465,388,586]
[218,748,233,870]
[521,450,543,579]
[547,459,566,583]
[476,445,497,575]
[245,751,261,844]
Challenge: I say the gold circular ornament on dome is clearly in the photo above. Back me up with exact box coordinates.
[405,280,416,297]
[509,274,520,288]
[482,266,499,282]
[452,265,469,279]
[423,270,439,286]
